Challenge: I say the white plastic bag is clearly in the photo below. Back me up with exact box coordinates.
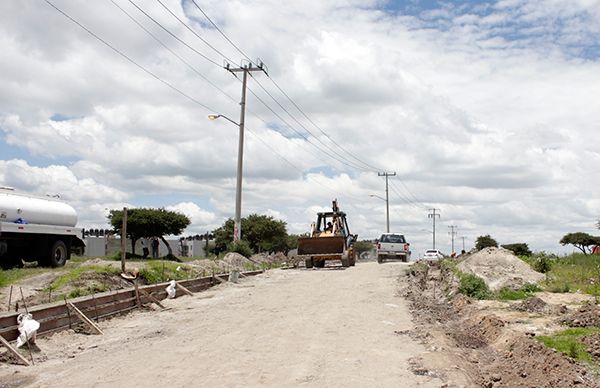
[16,313,40,348]
[166,280,177,299]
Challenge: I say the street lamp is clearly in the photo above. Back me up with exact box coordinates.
[369,194,390,233]
[208,113,243,242]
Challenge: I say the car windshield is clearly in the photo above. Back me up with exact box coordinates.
[425,250,438,254]
[380,234,405,243]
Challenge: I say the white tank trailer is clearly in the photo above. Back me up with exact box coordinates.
[0,187,84,268]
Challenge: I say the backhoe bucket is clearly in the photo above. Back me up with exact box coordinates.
[297,235,345,255]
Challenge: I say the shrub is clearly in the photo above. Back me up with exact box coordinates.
[502,243,532,257]
[458,273,490,299]
[475,235,498,250]
[226,240,254,258]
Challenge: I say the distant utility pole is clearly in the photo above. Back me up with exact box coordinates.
[225,62,267,242]
[460,236,466,252]
[378,172,396,232]
[448,225,458,253]
[428,208,440,249]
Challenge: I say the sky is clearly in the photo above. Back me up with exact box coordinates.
[1,0,599,256]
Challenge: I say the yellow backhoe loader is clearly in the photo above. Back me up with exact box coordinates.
[297,200,357,268]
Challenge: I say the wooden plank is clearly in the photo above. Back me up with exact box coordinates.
[176,283,194,296]
[0,335,30,366]
[67,303,103,335]
[137,289,165,309]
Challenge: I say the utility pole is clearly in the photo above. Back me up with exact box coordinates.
[120,207,127,273]
[378,172,396,233]
[460,236,466,252]
[448,225,458,254]
[428,208,440,249]
[225,62,267,242]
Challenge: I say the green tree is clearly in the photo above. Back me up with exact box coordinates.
[212,214,289,254]
[109,208,190,257]
[501,243,532,257]
[559,232,600,255]
[475,235,498,250]
[353,240,375,255]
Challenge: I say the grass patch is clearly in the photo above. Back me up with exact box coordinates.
[45,265,120,291]
[544,254,600,296]
[537,327,600,365]
[139,261,199,284]
[458,273,490,299]
[495,283,542,301]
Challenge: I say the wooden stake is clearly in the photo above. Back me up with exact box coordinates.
[92,293,99,321]
[17,287,35,364]
[133,282,142,309]
[64,297,72,329]
[67,302,103,335]
[0,335,30,366]
[7,286,13,312]
[176,283,194,296]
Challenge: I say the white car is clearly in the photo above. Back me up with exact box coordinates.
[423,249,444,260]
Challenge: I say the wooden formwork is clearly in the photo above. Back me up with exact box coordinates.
[0,270,263,343]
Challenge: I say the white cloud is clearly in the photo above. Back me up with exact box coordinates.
[1,0,599,254]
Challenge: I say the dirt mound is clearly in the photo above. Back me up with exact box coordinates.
[222,252,252,268]
[480,337,595,387]
[449,314,505,349]
[512,296,568,315]
[457,247,545,291]
[582,333,600,361]
[560,302,600,328]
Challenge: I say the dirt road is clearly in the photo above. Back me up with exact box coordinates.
[1,262,462,387]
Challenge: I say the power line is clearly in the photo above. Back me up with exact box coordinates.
[188,0,253,64]
[154,0,236,64]
[388,180,424,210]
[45,0,215,112]
[249,74,371,172]
[110,0,237,105]
[186,0,383,173]
[127,0,222,67]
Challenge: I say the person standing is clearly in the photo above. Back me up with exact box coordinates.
[151,237,159,259]
[141,238,149,258]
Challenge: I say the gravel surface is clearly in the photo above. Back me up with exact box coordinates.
[0,262,455,387]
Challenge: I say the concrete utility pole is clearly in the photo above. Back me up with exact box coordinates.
[461,236,466,252]
[378,172,396,233]
[120,207,127,273]
[428,208,440,249]
[225,62,267,242]
[448,225,458,254]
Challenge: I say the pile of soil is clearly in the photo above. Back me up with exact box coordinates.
[480,337,595,387]
[402,260,599,388]
[560,302,600,328]
[512,296,568,315]
[582,334,600,361]
[457,247,545,291]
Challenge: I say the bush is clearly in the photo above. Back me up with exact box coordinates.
[458,273,490,299]
[226,240,254,258]
[501,243,532,257]
[475,235,498,250]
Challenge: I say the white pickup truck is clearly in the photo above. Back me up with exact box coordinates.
[376,233,410,263]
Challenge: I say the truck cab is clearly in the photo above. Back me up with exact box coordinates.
[376,233,410,263]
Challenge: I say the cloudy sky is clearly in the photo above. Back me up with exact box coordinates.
[1,0,599,255]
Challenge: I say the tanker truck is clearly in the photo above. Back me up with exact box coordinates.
[0,187,84,268]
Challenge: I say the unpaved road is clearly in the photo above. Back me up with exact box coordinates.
[1,262,462,387]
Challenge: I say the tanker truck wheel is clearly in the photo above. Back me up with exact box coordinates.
[48,240,69,267]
